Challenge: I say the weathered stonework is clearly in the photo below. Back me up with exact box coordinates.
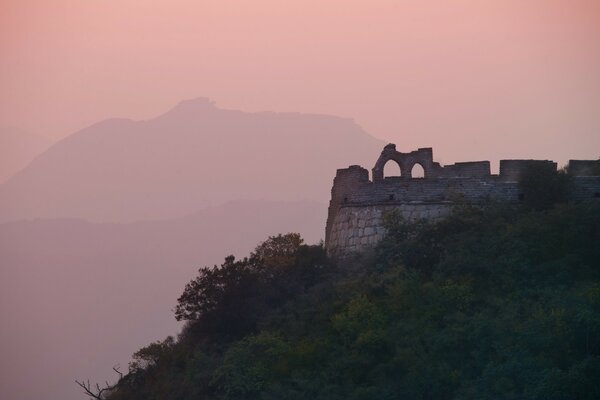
[325,144,600,257]
[327,204,452,254]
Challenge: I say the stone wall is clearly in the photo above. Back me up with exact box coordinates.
[569,160,600,177]
[571,176,600,201]
[327,204,452,256]
[499,159,557,182]
[325,144,600,257]
[440,161,490,178]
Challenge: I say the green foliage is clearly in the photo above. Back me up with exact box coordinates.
[102,204,600,400]
[212,332,292,399]
[173,233,326,342]
[518,164,572,210]
[129,336,176,372]
[174,253,265,339]
[252,233,304,267]
[593,159,600,175]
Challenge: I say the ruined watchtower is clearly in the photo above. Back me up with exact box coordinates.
[325,144,600,257]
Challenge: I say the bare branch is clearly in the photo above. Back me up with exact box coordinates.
[112,365,123,379]
[75,366,123,399]
[75,379,104,400]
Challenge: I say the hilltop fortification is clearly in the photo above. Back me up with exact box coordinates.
[326,144,600,256]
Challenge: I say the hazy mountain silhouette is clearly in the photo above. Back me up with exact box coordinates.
[0,98,383,222]
[0,126,52,183]
[0,199,325,400]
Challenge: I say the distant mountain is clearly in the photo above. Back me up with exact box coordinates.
[0,99,384,222]
[0,199,326,400]
[0,126,52,183]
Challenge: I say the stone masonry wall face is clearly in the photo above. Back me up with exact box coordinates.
[327,204,452,256]
[325,146,600,257]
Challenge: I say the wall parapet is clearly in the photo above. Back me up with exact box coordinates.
[326,144,600,257]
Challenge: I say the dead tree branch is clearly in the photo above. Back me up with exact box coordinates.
[75,365,123,400]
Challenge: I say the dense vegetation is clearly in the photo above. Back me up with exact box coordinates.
[91,168,600,400]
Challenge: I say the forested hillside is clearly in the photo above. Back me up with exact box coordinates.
[87,200,600,400]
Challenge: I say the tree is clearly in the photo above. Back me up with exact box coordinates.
[518,164,571,210]
[174,233,311,339]
[174,255,259,322]
[129,337,176,372]
[250,233,304,267]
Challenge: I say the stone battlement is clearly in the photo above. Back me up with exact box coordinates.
[325,144,600,257]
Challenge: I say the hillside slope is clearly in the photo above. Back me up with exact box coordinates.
[101,202,600,400]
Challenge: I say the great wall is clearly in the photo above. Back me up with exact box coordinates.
[325,144,600,256]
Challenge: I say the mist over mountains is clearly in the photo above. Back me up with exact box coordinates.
[0,126,52,184]
[0,98,384,223]
[0,200,325,400]
[0,99,384,400]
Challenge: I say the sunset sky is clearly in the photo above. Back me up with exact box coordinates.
[1,0,599,167]
[2,2,600,400]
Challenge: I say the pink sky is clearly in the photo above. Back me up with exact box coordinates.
[1,3,599,400]
[1,0,599,166]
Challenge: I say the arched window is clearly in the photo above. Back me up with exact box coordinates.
[383,160,401,178]
[411,163,425,178]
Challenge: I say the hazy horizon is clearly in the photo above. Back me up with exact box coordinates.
[2,0,599,168]
[0,199,327,400]
[1,2,599,400]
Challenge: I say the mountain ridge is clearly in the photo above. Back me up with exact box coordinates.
[0,126,53,184]
[0,99,384,223]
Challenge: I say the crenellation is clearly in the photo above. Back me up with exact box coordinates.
[441,161,491,177]
[326,144,600,257]
[569,160,600,177]
[499,159,557,182]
